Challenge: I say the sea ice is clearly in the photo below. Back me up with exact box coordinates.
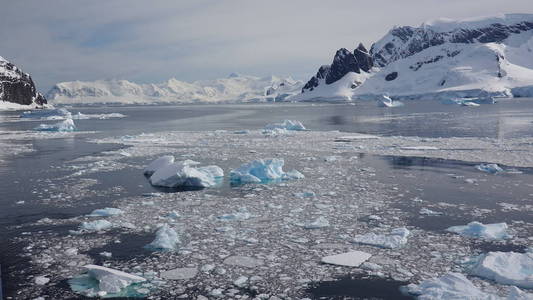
[264,120,306,131]
[419,208,443,216]
[223,256,264,268]
[298,216,330,229]
[217,207,252,221]
[79,220,113,232]
[230,158,303,184]
[69,264,146,297]
[34,276,50,285]
[87,208,124,217]
[145,224,180,251]
[321,251,372,267]
[233,276,249,287]
[352,227,410,249]
[446,222,511,240]
[476,163,504,174]
[148,160,223,188]
[34,118,76,132]
[143,155,175,176]
[470,251,533,289]
[20,108,71,119]
[160,267,198,280]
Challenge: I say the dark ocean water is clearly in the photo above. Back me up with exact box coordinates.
[1,99,533,299]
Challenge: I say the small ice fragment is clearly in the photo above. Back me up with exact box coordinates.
[419,208,443,216]
[65,248,78,256]
[470,251,533,289]
[233,276,249,287]
[446,221,511,240]
[233,130,250,134]
[145,224,180,251]
[99,252,112,258]
[34,276,50,285]
[400,146,439,150]
[144,155,175,176]
[223,256,264,268]
[321,251,372,267]
[217,207,252,221]
[475,163,504,174]
[352,227,410,249]
[200,264,215,273]
[301,216,330,229]
[294,191,316,198]
[264,120,306,131]
[160,267,198,280]
[361,262,382,271]
[87,207,124,217]
[285,169,305,179]
[323,156,337,162]
[79,220,113,232]
[166,211,181,219]
[34,118,76,132]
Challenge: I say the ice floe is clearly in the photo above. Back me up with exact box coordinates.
[470,251,533,289]
[446,222,511,240]
[229,158,304,184]
[148,159,223,188]
[264,120,306,131]
[321,251,372,267]
[160,267,198,280]
[34,118,76,132]
[145,224,180,251]
[296,216,330,229]
[419,208,443,216]
[87,208,124,217]
[352,227,410,249]
[476,163,504,174]
[69,264,146,298]
[77,220,113,232]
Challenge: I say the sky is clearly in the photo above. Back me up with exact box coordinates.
[1,0,532,93]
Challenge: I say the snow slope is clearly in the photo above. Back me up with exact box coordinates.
[292,13,533,101]
[47,74,303,105]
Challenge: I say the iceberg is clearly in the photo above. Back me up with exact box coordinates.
[148,160,223,188]
[230,158,304,184]
[446,222,511,240]
[143,155,175,176]
[377,95,404,107]
[402,272,500,300]
[470,251,533,289]
[21,108,71,119]
[475,163,504,174]
[321,251,372,267]
[79,220,113,232]
[264,120,306,131]
[145,224,180,251]
[352,227,410,249]
[69,264,146,298]
[87,208,124,217]
[34,118,76,132]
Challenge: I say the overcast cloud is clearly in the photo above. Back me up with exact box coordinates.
[1,0,532,92]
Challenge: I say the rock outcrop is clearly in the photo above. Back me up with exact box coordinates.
[0,56,46,106]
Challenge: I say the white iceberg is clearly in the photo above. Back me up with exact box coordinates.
[476,163,504,174]
[69,264,146,298]
[352,227,410,249]
[34,118,76,132]
[470,251,533,289]
[145,224,180,251]
[148,160,223,188]
[79,220,113,232]
[403,272,500,300]
[143,155,175,176]
[377,95,404,107]
[446,222,511,240]
[87,208,124,217]
[264,120,306,131]
[230,158,303,184]
[321,251,372,267]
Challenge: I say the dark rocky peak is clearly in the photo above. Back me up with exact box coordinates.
[0,57,46,106]
[354,43,374,72]
[302,65,331,92]
[325,48,360,84]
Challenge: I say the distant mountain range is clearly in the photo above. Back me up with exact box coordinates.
[46,74,303,105]
[291,13,533,101]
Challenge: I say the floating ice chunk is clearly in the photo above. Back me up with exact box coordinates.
[233,276,249,287]
[233,130,250,134]
[476,163,504,174]
[402,272,498,300]
[378,95,404,108]
[21,108,71,119]
[335,134,380,141]
[352,227,410,249]
[34,276,50,285]
[218,207,252,221]
[65,248,78,256]
[34,118,76,132]
[321,251,372,267]
[299,216,330,229]
[145,224,180,251]
[69,264,146,297]
[462,101,481,107]
[79,220,113,232]
[470,251,533,289]
[294,191,316,198]
[99,252,112,258]
[149,161,223,188]
[264,120,306,131]
[323,156,338,162]
[87,208,124,217]
[230,158,303,184]
[166,211,180,219]
[160,267,198,280]
[401,146,439,150]
[446,222,511,240]
[223,256,264,268]
[419,208,443,216]
[143,155,175,176]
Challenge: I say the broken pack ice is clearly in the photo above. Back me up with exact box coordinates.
[352,227,410,249]
[34,118,76,132]
[264,120,306,131]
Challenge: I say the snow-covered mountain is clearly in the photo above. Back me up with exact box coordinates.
[291,13,533,101]
[0,56,46,108]
[47,74,303,105]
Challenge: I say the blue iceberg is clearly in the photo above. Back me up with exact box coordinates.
[230,158,304,184]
